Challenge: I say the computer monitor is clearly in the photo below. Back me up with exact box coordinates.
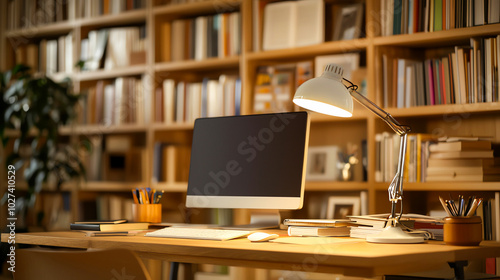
[186,112,310,215]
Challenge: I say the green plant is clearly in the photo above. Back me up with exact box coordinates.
[1,65,87,212]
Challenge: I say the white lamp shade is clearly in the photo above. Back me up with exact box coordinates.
[293,64,353,118]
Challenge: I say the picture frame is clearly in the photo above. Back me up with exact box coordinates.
[306,146,340,181]
[326,196,361,219]
[332,3,364,41]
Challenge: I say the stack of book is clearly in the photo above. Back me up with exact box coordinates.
[427,137,500,182]
[70,219,150,236]
[283,219,353,237]
[348,214,442,240]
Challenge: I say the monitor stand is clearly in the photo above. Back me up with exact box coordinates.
[222,210,281,230]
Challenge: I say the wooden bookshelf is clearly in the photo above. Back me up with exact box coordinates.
[1,0,500,238]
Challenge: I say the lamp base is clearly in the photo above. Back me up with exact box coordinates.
[366,225,424,244]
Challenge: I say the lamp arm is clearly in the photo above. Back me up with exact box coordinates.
[347,88,411,136]
[346,85,411,222]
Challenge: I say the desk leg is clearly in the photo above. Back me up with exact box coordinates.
[170,262,179,280]
[448,260,468,280]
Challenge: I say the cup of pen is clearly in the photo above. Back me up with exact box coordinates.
[132,203,162,223]
[132,188,163,223]
[440,196,483,246]
[443,216,482,246]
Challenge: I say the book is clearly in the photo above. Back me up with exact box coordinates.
[427,166,500,176]
[82,230,150,237]
[287,226,350,237]
[70,222,149,232]
[426,173,500,182]
[73,219,127,224]
[262,0,324,50]
[427,158,499,168]
[429,150,494,159]
[348,214,434,228]
[283,219,353,227]
[429,140,491,152]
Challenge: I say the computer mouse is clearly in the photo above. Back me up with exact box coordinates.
[247,232,279,242]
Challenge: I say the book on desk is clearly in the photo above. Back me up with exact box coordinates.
[70,220,149,232]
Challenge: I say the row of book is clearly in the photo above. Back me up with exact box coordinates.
[6,0,146,30]
[75,0,146,19]
[382,36,500,108]
[152,143,191,184]
[375,132,435,183]
[80,26,147,71]
[254,52,365,114]
[155,76,241,124]
[376,133,500,183]
[78,76,151,126]
[14,33,74,76]
[159,12,241,62]
[381,0,500,36]
[6,0,71,30]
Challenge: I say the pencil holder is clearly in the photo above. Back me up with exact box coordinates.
[443,216,482,246]
[132,204,162,223]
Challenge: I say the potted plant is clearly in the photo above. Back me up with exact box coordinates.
[1,64,87,228]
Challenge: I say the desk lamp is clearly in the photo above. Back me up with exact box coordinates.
[293,64,423,243]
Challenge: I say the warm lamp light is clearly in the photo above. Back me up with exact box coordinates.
[294,64,424,244]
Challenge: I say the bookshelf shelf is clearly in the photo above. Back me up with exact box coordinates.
[385,102,500,118]
[153,182,188,192]
[374,182,500,192]
[374,24,500,47]
[74,65,148,81]
[80,181,145,191]
[151,122,194,131]
[247,39,368,61]
[309,109,369,122]
[59,124,148,135]
[153,0,241,17]
[154,57,240,72]
[5,21,75,38]
[76,9,148,28]
[14,181,77,192]
[305,181,368,192]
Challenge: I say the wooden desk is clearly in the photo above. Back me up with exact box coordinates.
[2,231,500,278]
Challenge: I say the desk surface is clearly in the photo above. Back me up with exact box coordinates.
[3,231,500,278]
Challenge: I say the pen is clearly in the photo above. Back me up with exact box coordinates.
[439,196,453,216]
[457,195,464,216]
[463,196,473,216]
[132,189,139,204]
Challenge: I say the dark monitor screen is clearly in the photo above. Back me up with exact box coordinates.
[186,112,310,209]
